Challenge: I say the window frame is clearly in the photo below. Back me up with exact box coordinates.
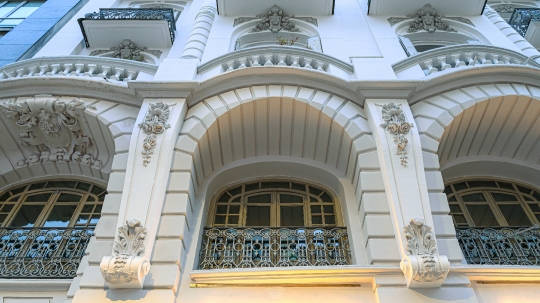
[0,180,107,228]
[0,1,44,29]
[207,179,343,228]
[445,178,540,227]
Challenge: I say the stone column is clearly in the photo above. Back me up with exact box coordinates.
[180,2,217,59]
[72,98,187,303]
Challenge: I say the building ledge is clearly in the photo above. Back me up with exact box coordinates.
[0,279,72,292]
[451,265,540,282]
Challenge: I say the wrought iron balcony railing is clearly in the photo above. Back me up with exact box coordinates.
[456,226,540,266]
[198,227,351,269]
[0,228,93,278]
[509,8,540,37]
[78,8,176,47]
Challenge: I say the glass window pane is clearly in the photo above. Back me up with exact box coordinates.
[28,182,46,190]
[0,19,23,26]
[246,206,270,226]
[497,182,515,190]
[279,194,303,203]
[81,205,94,213]
[11,186,26,195]
[76,182,91,191]
[229,205,240,214]
[312,216,322,224]
[310,196,319,202]
[91,185,106,195]
[517,185,532,195]
[10,205,45,227]
[323,205,334,214]
[449,205,462,213]
[214,215,226,224]
[453,182,468,191]
[228,186,242,196]
[528,204,540,212]
[0,192,11,201]
[248,194,271,203]
[7,1,42,19]
[444,186,452,195]
[244,183,259,192]
[24,193,52,202]
[491,193,518,202]
[533,192,540,201]
[453,214,467,224]
[218,192,230,202]
[2,204,13,212]
[320,193,332,202]
[291,183,305,191]
[0,214,7,225]
[311,205,321,214]
[216,205,227,214]
[47,181,77,188]
[94,205,102,213]
[43,205,78,227]
[260,181,289,189]
[467,181,497,188]
[448,196,457,202]
[280,206,304,226]
[466,204,499,226]
[228,216,239,225]
[56,193,82,203]
[309,186,323,196]
[461,193,487,202]
[325,215,336,225]
[498,204,532,226]
[0,2,22,18]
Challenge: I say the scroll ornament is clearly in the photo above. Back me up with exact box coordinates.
[138,102,171,166]
[380,103,413,166]
[100,219,150,289]
[400,219,450,288]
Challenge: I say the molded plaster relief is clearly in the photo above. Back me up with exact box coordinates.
[493,4,515,13]
[380,103,413,166]
[388,4,473,31]
[90,39,162,63]
[0,95,102,168]
[138,102,171,166]
[100,219,151,289]
[400,219,450,287]
[234,5,318,32]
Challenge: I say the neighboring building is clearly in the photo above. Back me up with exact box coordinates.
[1,0,540,302]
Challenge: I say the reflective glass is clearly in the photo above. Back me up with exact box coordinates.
[491,193,518,202]
[499,204,532,226]
[43,205,78,227]
[218,192,230,202]
[468,181,497,188]
[47,181,77,188]
[0,2,22,18]
[248,194,271,203]
[228,216,238,224]
[325,215,336,225]
[244,183,259,191]
[279,194,302,203]
[10,205,45,227]
[7,1,42,19]
[229,205,240,214]
[461,193,487,202]
[466,204,499,226]
[246,206,270,226]
[280,206,303,226]
[56,193,82,203]
[24,193,52,202]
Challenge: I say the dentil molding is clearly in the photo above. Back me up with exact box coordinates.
[400,219,450,288]
[138,102,171,166]
[100,219,150,289]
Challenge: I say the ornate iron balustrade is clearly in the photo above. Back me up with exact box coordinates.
[392,44,540,77]
[456,226,540,265]
[509,8,540,37]
[78,8,176,47]
[0,56,158,82]
[0,228,93,278]
[198,227,351,269]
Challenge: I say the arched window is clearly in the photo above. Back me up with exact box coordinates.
[445,179,540,227]
[208,180,341,227]
[0,180,107,228]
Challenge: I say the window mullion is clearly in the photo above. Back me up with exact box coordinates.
[304,193,311,227]
[484,190,509,226]
[4,1,26,18]
[3,190,26,227]
[35,190,60,227]
[69,192,90,228]
[514,188,539,225]
[272,192,278,227]
[455,193,475,227]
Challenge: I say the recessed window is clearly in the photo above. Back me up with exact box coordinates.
[0,1,44,26]
[208,180,341,227]
[445,179,540,227]
[0,180,107,228]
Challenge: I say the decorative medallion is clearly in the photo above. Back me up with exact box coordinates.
[138,102,171,166]
[380,103,413,166]
[234,5,317,33]
[100,219,150,288]
[0,96,101,168]
[387,4,473,30]
[90,39,162,62]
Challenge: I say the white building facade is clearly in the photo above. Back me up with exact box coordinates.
[0,0,540,302]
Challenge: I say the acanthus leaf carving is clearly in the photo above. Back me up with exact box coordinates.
[234,5,317,33]
[400,219,450,287]
[494,4,515,13]
[380,103,413,166]
[0,96,101,168]
[100,219,150,289]
[138,102,171,166]
[90,39,162,62]
[406,4,456,33]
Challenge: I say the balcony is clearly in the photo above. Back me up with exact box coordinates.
[78,8,176,49]
[392,44,540,79]
[197,46,354,79]
[368,0,486,16]
[216,0,334,16]
[198,227,350,269]
[509,8,540,49]
[0,228,93,278]
[456,226,540,266]
[0,56,159,82]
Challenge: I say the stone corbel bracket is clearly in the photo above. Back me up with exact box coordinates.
[380,103,413,166]
[100,219,150,289]
[138,102,171,166]
[400,219,450,288]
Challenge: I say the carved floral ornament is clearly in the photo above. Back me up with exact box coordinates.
[0,96,101,168]
[234,4,318,33]
[100,219,150,289]
[400,219,450,287]
[138,102,171,166]
[387,4,474,32]
[380,103,413,166]
[90,39,162,63]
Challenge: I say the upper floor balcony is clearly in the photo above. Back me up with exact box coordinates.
[216,0,334,16]
[368,0,486,16]
[509,8,540,49]
[77,8,176,49]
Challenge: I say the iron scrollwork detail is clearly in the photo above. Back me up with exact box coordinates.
[100,219,150,289]
[138,102,171,166]
[400,219,450,287]
[380,103,413,166]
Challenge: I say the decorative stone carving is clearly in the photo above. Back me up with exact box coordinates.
[400,219,450,288]
[380,103,413,166]
[138,102,171,166]
[0,96,101,168]
[406,4,456,33]
[90,39,162,62]
[387,15,473,27]
[494,4,515,13]
[100,219,150,289]
[234,5,318,33]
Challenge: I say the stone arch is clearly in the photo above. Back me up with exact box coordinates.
[411,83,540,259]
[163,85,400,281]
